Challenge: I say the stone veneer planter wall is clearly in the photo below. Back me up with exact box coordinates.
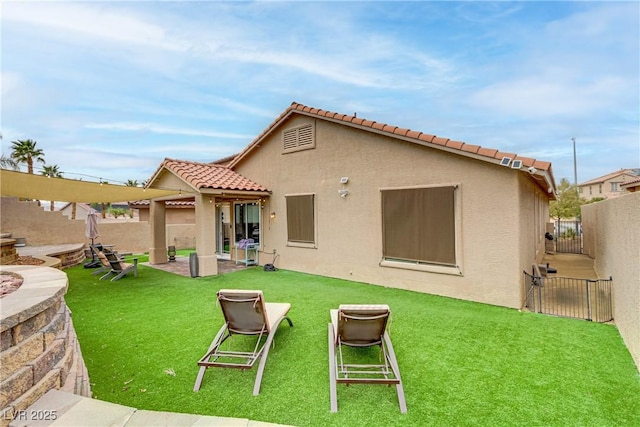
[0,266,90,427]
[0,240,18,266]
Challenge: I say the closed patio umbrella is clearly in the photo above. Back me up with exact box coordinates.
[84,209,101,267]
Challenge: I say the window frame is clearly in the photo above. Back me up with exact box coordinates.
[233,201,261,245]
[285,193,317,248]
[379,184,463,276]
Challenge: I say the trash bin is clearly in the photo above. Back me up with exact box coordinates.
[189,253,199,278]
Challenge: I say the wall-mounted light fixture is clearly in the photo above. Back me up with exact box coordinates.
[209,196,213,204]
[270,211,276,219]
[338,189,350,198]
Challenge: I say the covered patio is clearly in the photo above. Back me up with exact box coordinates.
[145,158,271,277]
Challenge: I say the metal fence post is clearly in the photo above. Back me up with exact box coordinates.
[586,280,593,321]
[537,277,543,313]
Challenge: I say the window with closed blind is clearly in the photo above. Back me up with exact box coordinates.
[283,123,315,153]
[286,194,315,247]
[381,186,458,270]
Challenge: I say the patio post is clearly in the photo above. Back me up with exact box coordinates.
[149,200,167,264]
[195,193,218,276]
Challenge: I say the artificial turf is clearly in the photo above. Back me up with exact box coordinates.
[64,264,640,426]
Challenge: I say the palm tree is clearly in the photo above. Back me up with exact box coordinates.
[41,165,63,211]
[10,139,45,174]
[0,154,19,170]
[11,139,46,205]
[125,179,139,187]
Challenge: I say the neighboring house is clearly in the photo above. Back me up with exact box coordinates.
[578,169,640,200]
[620,176,640,193]
[59,202,92,221]
[146,102,557,309]
[130,200,196,224]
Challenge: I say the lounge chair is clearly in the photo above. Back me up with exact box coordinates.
[328,304,407,413]
[97,251,138,282]
[90,246,111,276]
[84,243,104,269]
[193,289,293,395]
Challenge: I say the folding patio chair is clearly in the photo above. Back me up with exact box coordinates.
[328,304,407,413]
[84,243,104,269]
[90,246,112,276]
[98,251,138,282]
[193,289,293,395]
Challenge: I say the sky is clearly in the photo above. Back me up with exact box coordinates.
[1,0,638,187]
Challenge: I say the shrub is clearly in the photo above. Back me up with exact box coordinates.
[108,207,129,218]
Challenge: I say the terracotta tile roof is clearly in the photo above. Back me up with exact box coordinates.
[621,176,640,189]
[151,158,269,192]
[230,102,556,185]
[129,200,195,208]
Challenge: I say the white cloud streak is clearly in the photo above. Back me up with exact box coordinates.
[85,122,252,139]
[1,1,637,184]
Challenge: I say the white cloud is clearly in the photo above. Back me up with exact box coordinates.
[3,1,185,51]
[84,122,253,139]
[1,1,636,184]
[467,74,629,118]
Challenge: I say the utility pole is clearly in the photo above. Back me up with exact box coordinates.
[572,137,578,187]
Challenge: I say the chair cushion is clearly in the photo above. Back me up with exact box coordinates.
[217,289,290,333]
[97,252,110,267]
[332,304,391,345]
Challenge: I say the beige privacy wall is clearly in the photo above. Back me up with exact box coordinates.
[582,192,640,370]
[0,198,151,253]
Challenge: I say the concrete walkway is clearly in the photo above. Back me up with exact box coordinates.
[17,245,248,277]
[141,255,248,277]
[10,389,288,427]
[541,252,598,279]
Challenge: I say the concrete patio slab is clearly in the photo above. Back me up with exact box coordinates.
[8,390,293,427]
[125,410,201,426]
[541,253,598,279]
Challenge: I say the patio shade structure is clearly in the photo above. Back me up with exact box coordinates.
[0,169,185,203]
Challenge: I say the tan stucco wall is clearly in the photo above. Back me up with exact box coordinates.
[166,224,196,249]
[517,173,550,275]
[0,197,149,253]
[582,193,640,370]
[234,116,550,308]
[139,207,195,224]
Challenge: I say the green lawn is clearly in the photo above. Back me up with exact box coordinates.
[64,264,640,426]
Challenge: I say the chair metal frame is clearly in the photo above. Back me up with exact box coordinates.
[194,289,293,395]
[328,305,407,413]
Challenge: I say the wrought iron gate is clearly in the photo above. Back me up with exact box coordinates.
[524,271,613,322]
[554,220,583,254]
